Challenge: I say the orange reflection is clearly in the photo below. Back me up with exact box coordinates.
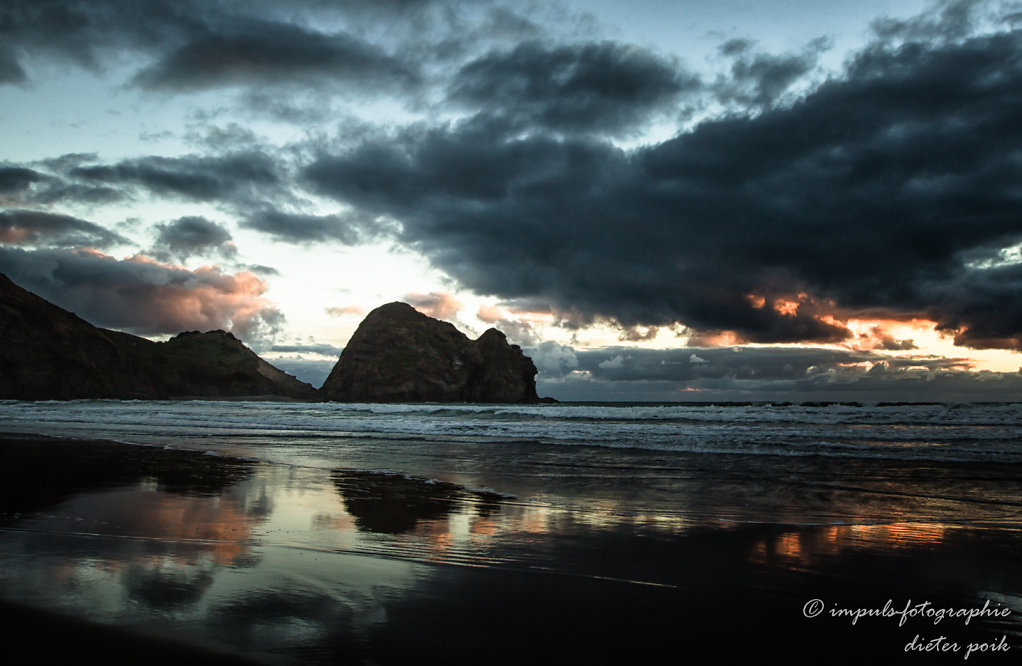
[470,515,498,537]
[750,522,949,567]
[116,491,260,565]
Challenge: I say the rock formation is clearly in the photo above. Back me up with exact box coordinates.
[0,273,315,400]
[321,302,539,403]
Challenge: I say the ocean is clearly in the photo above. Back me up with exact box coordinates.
[0,400,1020,662]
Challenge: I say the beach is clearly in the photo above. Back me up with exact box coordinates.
[0,401,1020,663]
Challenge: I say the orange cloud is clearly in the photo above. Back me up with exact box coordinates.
[20,249,285,344]
[0,227,32,244]
[773,298,801,317]
[404,291,462,320]
[118,259,281,341]
[687,330,745,346]
[477,304,505,323]
[841,317,936,352]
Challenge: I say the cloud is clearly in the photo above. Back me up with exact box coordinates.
[0,162,123,207]
[0,209,127,248]
[269,343,343,357]
[185,123,261,151]
[598,355,626,370]
[575,346,980,384]
[0,1,399,81]
[305,15,1022,349]
[0,166,43,193]
[936,261,1022,350]
[326,305,366,317]
[0,46,26,84]
[476,304,506,324]
[27,182,124,206]
[245,264,280,276]
[242,209,374,245]
[0,247,283,345]
[68,152,284,204]
[404,292,462,320]
[866,326,918,351]
[531,344,1021,401]
[0,0,477,100]
[618,325,659,342]
[133,22,418,92]
[870,0,983,44]
[475,304,538,346]
[712,38,826,108]
[448,40,697,135]
[4,150,285,211]
[529,341,578,379]
[153,216,236,260]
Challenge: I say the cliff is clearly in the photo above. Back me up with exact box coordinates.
[321,302,539,403]
[0,273,315,400]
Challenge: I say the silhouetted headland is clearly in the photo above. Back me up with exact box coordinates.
[0,274,549,402]
[0,273,316,400]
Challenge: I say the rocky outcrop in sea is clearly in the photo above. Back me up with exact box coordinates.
[321,302,540,403]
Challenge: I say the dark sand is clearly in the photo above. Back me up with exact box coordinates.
[0,434,1019,664]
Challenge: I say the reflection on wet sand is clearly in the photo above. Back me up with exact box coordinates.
[331,470,499,534]
[0,435,254,522]
[749,522,952,568]
[1,434,1021,663]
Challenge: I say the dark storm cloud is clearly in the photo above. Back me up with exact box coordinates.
[305,18,1022,349]
[305,119,849,343]
[0,166,43,193]
[0,46,26,83]
[0,0,229,84]
[0,209,127,248]
[242,210,376,245]
[133,21,418,92]
[0,246,283,344]
[448,41,697,134]
[713,39,826,108]
[68,152,284,204]
[153,216,236,260]
[0,162,124,207]
[29,182,124,206]
[0,0,463,94]
[870,0,982,43]
[936,261,1022,350]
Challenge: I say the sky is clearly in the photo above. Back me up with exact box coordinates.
[2,0,1022,401]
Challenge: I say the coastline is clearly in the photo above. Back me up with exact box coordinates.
[1,430,1020,663]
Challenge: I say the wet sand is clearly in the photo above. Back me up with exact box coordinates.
[0,433,1019,663]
